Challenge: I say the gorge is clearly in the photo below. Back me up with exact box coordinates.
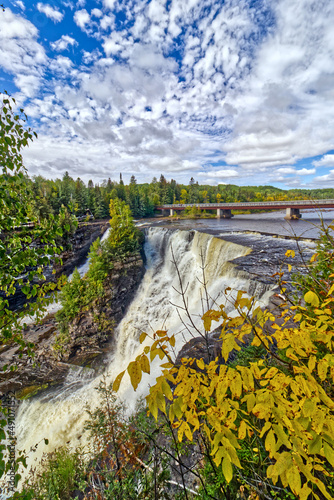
[13,222,314,478]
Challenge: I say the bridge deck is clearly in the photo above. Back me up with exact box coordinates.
[157,200,334,210]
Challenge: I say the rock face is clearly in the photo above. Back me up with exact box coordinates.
[1,221,109,312]
[56,253,145,367]
[54,221,109,278]
[0,252,145,395]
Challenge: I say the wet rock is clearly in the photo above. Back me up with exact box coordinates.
[0,252,145,396]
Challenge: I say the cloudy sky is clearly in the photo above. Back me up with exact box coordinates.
[1,0,334,187]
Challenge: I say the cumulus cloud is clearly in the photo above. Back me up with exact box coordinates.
[199,169,239,178]
[313,154,334,168]
[3,0,334,188]
[73,8,90,29]
[37,3,64,23]
[50,35,78,52]
[0,8,46,91]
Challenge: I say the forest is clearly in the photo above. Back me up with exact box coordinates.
[28,172,334,221]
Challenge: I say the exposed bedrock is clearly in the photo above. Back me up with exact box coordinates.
[0,252,145,396]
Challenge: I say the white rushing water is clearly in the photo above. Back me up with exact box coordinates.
[16,227,274,476]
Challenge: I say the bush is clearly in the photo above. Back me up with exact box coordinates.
[114,222,334,500]
[20,446,86,500]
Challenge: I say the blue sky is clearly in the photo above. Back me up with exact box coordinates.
[1,0,334,188]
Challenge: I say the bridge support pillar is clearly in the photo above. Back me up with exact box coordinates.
[170,208,175,216]
[217,209,233,219]
[285,208,301,220]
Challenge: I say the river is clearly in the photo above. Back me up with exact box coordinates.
[5,209,334,494]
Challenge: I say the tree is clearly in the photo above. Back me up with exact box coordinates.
[106,198,141,258]
[0,93,65,492]
[114,228,334,500]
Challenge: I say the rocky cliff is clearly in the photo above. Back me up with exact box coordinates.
[0,251,145,396]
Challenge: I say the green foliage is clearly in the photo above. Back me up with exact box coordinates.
[21,446,86,500]
[56,199,142,340]
[18,168,334,221]
[0,92,66,496]
[107,198,142,258]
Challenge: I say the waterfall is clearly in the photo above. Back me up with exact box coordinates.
[15,228,274,477]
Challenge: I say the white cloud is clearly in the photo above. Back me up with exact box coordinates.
[296,168,315,175]
[14,74,41,97]
[102,0,116,10]
[5,0,334,188]
[37,3,64,23]
[91,8,103,18]
[13,1,25,10]
[50,35,78,52]
[312,169,334,185]
[313,154,334,168]
[199,168,239,178]
[73,9,90,29]
[0,8,46,88]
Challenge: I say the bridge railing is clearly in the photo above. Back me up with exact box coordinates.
[158,199,334,209]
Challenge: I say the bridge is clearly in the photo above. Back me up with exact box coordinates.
[157,200,334,220]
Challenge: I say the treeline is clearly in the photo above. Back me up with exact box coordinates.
[29,172,334,220]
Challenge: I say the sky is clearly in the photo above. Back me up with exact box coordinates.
[1,0,334,188]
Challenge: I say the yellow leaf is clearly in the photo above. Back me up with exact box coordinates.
[161,379,173,401]
[222,456,233,483]
[259,421,272,438]
[265,430,276,457]
[112,370,125,392]
[150,397,158,420]
[308,355,316,372]
[140,354,150,374]
[156,391,166,414]
[303,399,316,418]
[173,397,183,419]
[273,424,291,449]
[271,452,292,476]
[287,264,292,272]
[265,367,278,379]
[238,420,247,440]
[299,484,312,500]
[245,393,256,413]
[318,358,328,381]
[169,335,175,347]
[178,421,186,442]
[156,330,167,337]
[197,358,205,370]
[308,434,322,455]
[304,290,319,307]
[252,403,270,419]
[285,249,295,258]
[139,332,147,344]
[324,442,334,467]
[184,422,193,441]
[286,465,301,495]
[127,360,142,391]
[203,312,212,331]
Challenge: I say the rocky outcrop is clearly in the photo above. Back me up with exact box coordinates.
[54,221,109,278]
[2,221,109,312]
[56,253,145,367]
[0,252,145,395]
